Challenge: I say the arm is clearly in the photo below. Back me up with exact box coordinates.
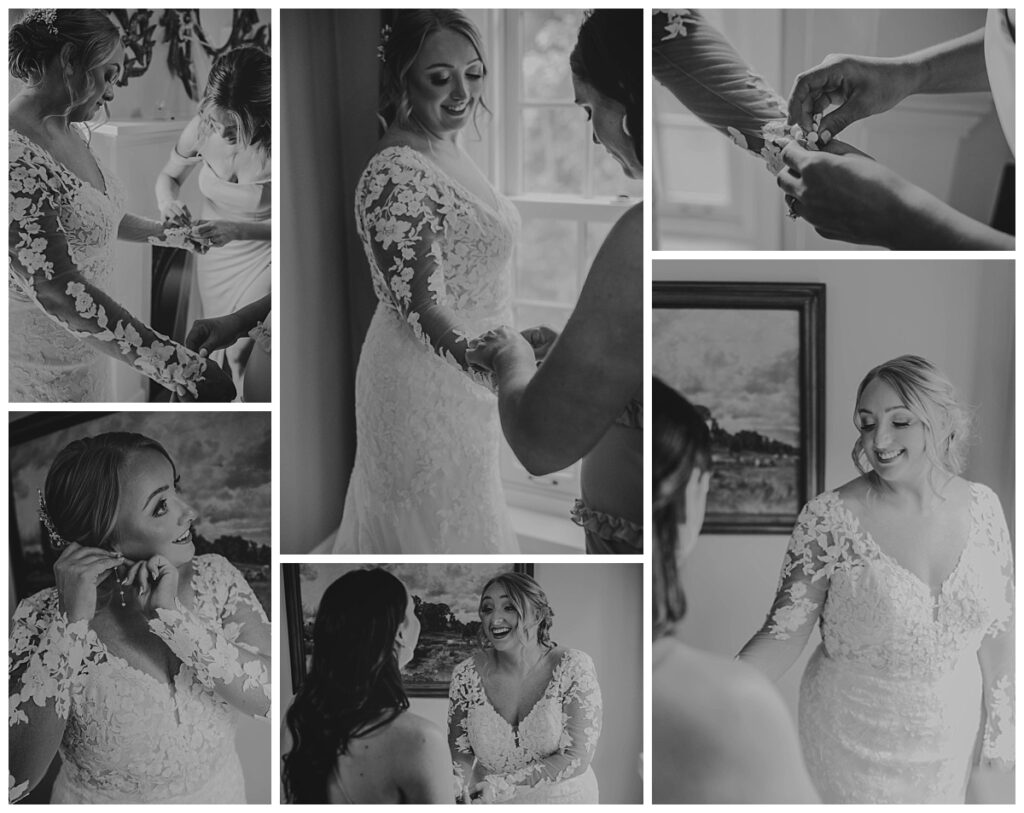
[9,150,234,400]
[8,595,89,801]
[397,718,457,804]
[487,204,642,475]
[118,212,168,243]
[447,660,478,793]
[192,218,271,246]
[478,651,602,802]
[360,154,493,389]
[155,116,201,222]
[147,557,271,718]
[737,498,833,682]
[186,294,272,357]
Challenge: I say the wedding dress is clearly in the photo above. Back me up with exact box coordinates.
[9,127,211,401]
[9,555,272,804]
[327,145,519,554]
[741,484,1014,802]
[448,649,602,804]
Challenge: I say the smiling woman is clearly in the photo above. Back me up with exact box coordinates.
[9,427,272,804]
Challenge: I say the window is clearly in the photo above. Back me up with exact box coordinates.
[473,10,641,534]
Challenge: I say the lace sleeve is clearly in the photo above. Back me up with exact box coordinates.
[147,557,271,719]
[447,658,477,787]
[8,592,93,802]
[652,9,811,173]
[977,486,1014,770]
[481,650,603,802]
[358,152,494,389]
[737,496,837,681]
[9,145,213,398]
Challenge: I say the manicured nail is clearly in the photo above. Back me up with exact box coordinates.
[820,130,832,144]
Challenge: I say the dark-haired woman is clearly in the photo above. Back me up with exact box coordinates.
[282,568,452,803]
[8,9,234,401]
[156,46,271,386]
[9,432,271,803]
[326,10,521,554]
[466,10,642,554]
[448,572,602,803]
[651,379,817,803]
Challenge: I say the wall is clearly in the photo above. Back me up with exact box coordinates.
[653,259,1015,715]
[281,563,643,803]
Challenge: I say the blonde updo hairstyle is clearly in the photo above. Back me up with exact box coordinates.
[852,355,972,477]
[477,572,555,651]
[378,10,490,138]
[9,10,121,121]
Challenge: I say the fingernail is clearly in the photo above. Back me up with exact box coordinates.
[820,130,832,144]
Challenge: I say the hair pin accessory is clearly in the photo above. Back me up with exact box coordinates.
[24,9,58,36]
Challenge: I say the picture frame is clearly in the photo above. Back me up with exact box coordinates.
[653,281,825,533]
[284,563,534,697]
[9,411,272,614]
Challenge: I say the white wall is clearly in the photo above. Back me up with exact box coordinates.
[282,563,643,804]
[654,259,1015,715]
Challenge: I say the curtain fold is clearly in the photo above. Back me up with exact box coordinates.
[281,11,381,552]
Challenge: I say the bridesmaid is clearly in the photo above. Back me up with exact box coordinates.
[155,46,271,387]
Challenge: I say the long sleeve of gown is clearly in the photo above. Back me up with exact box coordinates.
[8,591,91,802]
[977,487,1014,770]
[447,659,478,787]
[652,9,810,172]
[9,145,211,397]
[147,556,271,719]
[481,651,603,802]
[738,496,837,681]
[358,153,495,389]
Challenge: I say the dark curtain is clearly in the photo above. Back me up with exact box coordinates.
[281,10,380,552]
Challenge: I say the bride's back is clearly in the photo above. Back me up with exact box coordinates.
[329,710,450,804]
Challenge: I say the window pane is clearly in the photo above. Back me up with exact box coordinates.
[590,149,643,198]
[516,219,579,306]
[522,106,586,194]
[658,123,732,205]
[514,303,572,333]
[521,10,583,101]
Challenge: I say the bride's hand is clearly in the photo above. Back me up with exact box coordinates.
[466,326,534,374]
[54,543,126,623]
[788,54,918,142]
[520,325,559,364]
[122,555,180,616]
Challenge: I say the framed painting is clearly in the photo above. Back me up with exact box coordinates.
[653,282,825,533]
[284,563,533,696]
[9,411,272,614]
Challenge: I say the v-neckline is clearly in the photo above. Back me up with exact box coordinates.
[386,144,503,218]
[473,650,565,732]
[10,127,110,198]
[834,485,977,604]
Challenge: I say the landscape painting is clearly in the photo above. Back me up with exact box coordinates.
[284,563,532,696]
[653,282,824,533]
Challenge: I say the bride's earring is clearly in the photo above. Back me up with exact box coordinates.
[115,565,127,608]
[621,115,631,137]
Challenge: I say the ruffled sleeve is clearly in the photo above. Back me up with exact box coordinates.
[9,133,216,398]
[738,494,843,680]
[356,148,495,389]
[446,657,477,789]
[147,555,271,719]
[976,485,1014,770]
[8,590,94,802]
[480,650,603,802]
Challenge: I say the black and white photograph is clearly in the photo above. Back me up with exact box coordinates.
[9,9,271,403]
[8,411,272,804]
[652,9,1014,250]
[281,562,642,804]
[281,9,642,555]
[652,259,1014,803]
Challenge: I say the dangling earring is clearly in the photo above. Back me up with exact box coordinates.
[621,115,631,137]
[115,564,127,608]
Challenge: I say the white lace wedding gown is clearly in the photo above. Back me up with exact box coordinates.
[9,127,211,402]
[742,483,1014,802]
[8,555,271,804]
[327,145,520,554]
[448,649,602,804]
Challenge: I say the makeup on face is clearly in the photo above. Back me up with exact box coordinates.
[407,29,485,137]
[572,74,642,180]
[856,379,927,477]
[480,585,523,647]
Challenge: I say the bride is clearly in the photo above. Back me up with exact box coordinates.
[8,9,235,402]
[9,432,271,803]
[326,10,523,554]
